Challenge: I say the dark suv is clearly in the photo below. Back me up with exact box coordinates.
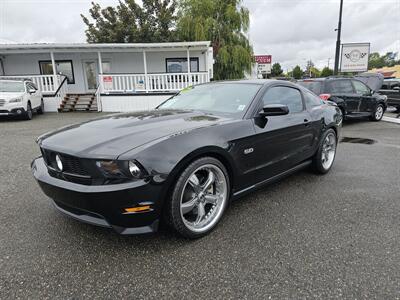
[298,77,388,121]
[380,79,400,112]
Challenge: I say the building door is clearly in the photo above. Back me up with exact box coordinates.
[83,61,98,92]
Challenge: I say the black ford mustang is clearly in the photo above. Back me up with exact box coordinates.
[32,80,342,238]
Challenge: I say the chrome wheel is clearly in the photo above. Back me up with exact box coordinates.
[180,164,228,233]
[321,132,336,170]
[375,105,384,120]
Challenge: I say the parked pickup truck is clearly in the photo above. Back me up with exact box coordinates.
[379,79,400,112]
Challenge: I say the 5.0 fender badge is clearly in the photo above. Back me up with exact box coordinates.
[244,148,254,154]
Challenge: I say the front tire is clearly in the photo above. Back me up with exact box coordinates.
[165,157,230,239]
[37,99,44,115]
[370,104,384,121]
[312,129,337,174]
[24,102,33,120]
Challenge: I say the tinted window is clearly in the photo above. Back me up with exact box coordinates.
[262,86,303,113]
[166,58,199,73]
[352,80,370,95]
[158,83,261,116]
[304,90,323,108]
[39,60,75,84]
[297,81,322,94]
[326,80,354,94]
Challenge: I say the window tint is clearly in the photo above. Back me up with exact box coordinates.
[352,80,370,95]
[304,90,323,108]
[166,58,199,73]
[39,60,75,84]
[262,86,303,113]
[297,81,322,94]
[326,80,354,94]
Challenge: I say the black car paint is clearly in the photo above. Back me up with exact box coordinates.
[298,78,387,118]
[379,80,400,111]
[32,80,342,234]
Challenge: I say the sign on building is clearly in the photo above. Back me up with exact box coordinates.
[254,55,272,76]
[340,43,370,73]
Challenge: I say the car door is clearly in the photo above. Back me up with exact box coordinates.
[327,79,359,113]
[352,79,375,113]
[26,82,40,108]
[248,85,315,183]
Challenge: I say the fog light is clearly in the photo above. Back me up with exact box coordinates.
[55,154,63,171]
[17,110,22,114]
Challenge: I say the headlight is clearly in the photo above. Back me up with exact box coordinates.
[96,160,145,179]
[9,97,22,103]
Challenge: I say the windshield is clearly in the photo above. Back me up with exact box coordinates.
[298,81,322,95]
[158,83,261,116]
[0,81,25,93]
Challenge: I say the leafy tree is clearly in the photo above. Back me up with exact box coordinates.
[292,65,303,79]
[176,0,253,80]
[320,66,334,77]
[81,0,177,43]
[271,63,283,77]
[368,52,400,69]
[310,66,320,78]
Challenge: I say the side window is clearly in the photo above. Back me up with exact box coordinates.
[352,80,370,95]
[25,82,32,91]
[262,86,303,113]
[304,90,323,108]
[326,80,354,94]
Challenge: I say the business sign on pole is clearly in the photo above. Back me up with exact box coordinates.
[340,43,370,73]
[254,55,272,75]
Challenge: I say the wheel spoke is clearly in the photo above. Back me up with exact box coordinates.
[188,174,201,194]
[204,194,219,205]
[194,202,205,225]
[181,197,198,214]
[202,170,215,192]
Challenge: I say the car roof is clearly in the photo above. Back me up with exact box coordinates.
[208,79,299,87]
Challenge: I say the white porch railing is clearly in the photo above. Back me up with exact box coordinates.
[99,72,210,93]
[0,74,64,94]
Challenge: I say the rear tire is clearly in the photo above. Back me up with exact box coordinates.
[370,104,384,121]
[24,103,33,120]
[312,129,337,174]
[164,157,230,239]
[37,99,44,115]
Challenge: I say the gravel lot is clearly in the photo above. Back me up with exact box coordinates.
[0,112,399,299]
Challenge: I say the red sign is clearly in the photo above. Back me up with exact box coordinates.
[254,55,272,64]
[103,76,112,82]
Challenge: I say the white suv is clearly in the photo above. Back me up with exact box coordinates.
[0,79,44,120]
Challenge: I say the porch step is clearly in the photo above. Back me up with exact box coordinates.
[59,93,97,112]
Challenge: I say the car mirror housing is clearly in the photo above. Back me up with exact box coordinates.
[259,104,289,117]
[29,89,36,94]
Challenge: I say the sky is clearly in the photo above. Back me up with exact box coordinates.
[0,0,399,71]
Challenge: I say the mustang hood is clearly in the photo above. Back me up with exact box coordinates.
[39,110,228,159]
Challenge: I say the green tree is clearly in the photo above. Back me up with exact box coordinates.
[310,66,320,78]
[81,0,177,43]
[320,66,333,77]
[271,63,283,77]
[176,0,253,80]
[292,65,303,79]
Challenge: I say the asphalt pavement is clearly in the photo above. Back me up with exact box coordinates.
[0,112,399,299]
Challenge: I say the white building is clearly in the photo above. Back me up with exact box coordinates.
[0,42,213,112]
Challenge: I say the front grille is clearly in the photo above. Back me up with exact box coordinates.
[0,99,5,107]
[59,154,90,176]
[41,148,93,184]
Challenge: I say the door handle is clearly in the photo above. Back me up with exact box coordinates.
[304,119,310,126]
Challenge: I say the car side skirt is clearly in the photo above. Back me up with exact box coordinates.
[231,159,312,200]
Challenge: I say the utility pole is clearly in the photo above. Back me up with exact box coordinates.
[334,0,343,75]
[327,58,331,69]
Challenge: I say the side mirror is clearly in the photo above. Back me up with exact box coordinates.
[259,104,289,117]
[29,89,36,94]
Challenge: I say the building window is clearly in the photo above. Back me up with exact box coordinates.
[166,58,199,73]
[39,60,75,84]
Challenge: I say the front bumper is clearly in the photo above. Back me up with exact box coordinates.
[0,106,26,116]
[31,157,163,235]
